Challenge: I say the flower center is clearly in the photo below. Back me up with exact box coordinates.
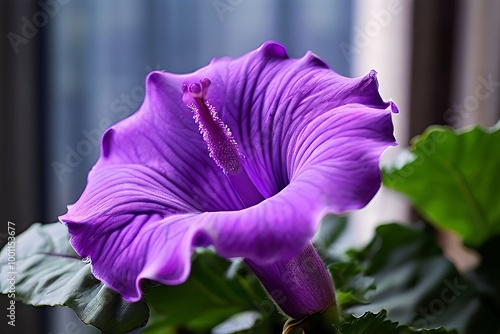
[181,79,265,207]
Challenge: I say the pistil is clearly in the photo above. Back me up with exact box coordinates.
[181,79,264,207]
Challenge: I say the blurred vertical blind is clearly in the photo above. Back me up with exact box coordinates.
[0,1,46,334]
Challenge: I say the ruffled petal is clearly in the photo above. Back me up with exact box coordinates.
[67,213,198,301]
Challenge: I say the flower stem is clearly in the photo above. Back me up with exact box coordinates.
[282,300,340,334]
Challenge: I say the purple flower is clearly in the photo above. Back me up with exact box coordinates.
[60,41,397,320]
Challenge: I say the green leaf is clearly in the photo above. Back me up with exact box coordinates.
[313,215,348,263]
[143,250,279,333]
[346,223,499,334]
[466,234,500,311]
[383,124,500,246]
[0,222,149,333]
[329,262,376,308]
[335,310,456,334]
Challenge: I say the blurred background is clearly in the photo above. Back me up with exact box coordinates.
[0,0,498,333]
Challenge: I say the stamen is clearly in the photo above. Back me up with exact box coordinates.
[182,78,265,208]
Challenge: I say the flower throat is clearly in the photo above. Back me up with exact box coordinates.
[182,78,264,207]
